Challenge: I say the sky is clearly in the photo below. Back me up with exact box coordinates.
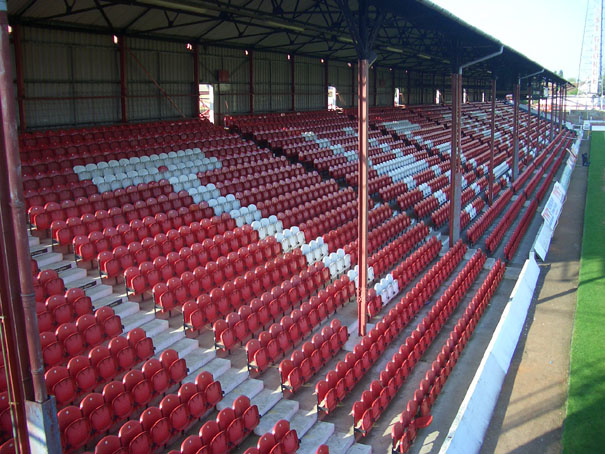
[429,0,588,81]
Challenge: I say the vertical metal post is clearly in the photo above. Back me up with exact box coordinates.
[324,59,329,110]
[13,26,26,132]
[291,55,295,112]
[351,62,355,108]
[512,82,520,180]
[559,84,563,129]
[392,68,396,107]
[119,36,127,123]
[549,82,555,140]
[406,71,411,105]
[537,87,541,151]
[564,86,568,125]
[449,73,462,246]
[553,84,558,133]
[488,78,496,205]
[192,43,199,118]
[249,50,254,114]
[357,59,369,337]
[372,65,377,106]
[527,81,532,159]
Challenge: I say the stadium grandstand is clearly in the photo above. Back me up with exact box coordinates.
[0,1,589,454]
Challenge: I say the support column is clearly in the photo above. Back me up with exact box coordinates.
[449,73,462,246]
[324,59,329,110]
[0,5,61,452]
[488,78,496,205]
[291,55,295,112]
[249,50,255,114]
[119,36,127,123]
[559,84,564,129]
[537,88,541,151]
[372,65,377,106]
[512,82,520,180]
[564,86,568,125]
[357,59,369,337]
[527,81,532,158]
[550,82,555,140]
[392,68,396,107]
[13,26,26,132]
[192,44,199,117]
[351,62,355,108]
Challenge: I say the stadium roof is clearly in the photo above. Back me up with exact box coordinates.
[8,0,570,90]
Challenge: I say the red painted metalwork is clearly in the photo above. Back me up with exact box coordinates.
[351,62,355,107]
[0,8,47,453]
[291,55,295,111]
[119,36,127,123]
[512,82,520,180]
[488,78,496,205]
[448,73,462,247]
[537,86,541,152]
[249,50,255,114]
[324,59,329,110]
[392,69,396,107]
[527,81,532,156]
[193,43,200,117]
[372,66,377,107]
[357,58,369,337]
[13,26,26,132]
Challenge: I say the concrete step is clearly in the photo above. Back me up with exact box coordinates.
[344,321,374,352]
[30,243,52,257]
[298,422,335,454]
[214,366,249,395]
[182,347,216,374]
[39,259,75,273]
[28,235,40,247]
[254,399,299,436]
[187,358,231,383]
[122,311,162,335]
[151,326,186,354]
[290,409,318,440]
[59,267,87,285]
[85,283,114,303]
[112,301,140,320]
[217,378,264,411]
[34,252,63,268]
[251,386,282,417]
[326,431,355,454]
[69,276,100,292]
[95,295,131,312]
[347,443,372,454]
[167,338,199,360]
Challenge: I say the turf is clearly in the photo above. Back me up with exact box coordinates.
[562,131,605,453]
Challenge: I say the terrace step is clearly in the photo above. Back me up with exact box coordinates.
[254,399,299,436]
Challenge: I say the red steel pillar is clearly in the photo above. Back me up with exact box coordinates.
[488,78,496,205]
[537,88,541,151]
[119,36,128,123]
[564,86,568,125]
[13,26,26,132]
[512,82,520,180]
[550,82,555,140]
[372,66,377,107]
[291,55,295,112]
[192,44,200,117]
[357,58,369,337]
[1,6,61,453]
[249,50,255,114]
[527,81,532,158]
[449,73,462,246]
[324,59,329,110]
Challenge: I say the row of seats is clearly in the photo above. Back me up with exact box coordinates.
[175,395,259,454]
[247,275,355,374]
[29,186,191,232]
[315,241,466,415]
[184,249,310,332]
[231,171,323,207]
[40,306,122,367]
[430,182,484,228]
[344,212,411,265]
[485,192,527,253]
[368,222,430,278]
[390,236,442,290]
[353,250,486,435]
[504,197,539,261]
[322,203,391,253]
[243,419,299,454]
[466,189,513,244]
[279,319,349,394]
[256,180,339,218]
[37,288,94,333]
[213,260,330,352]
[150,237,282,312]
[392,260,505,453]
